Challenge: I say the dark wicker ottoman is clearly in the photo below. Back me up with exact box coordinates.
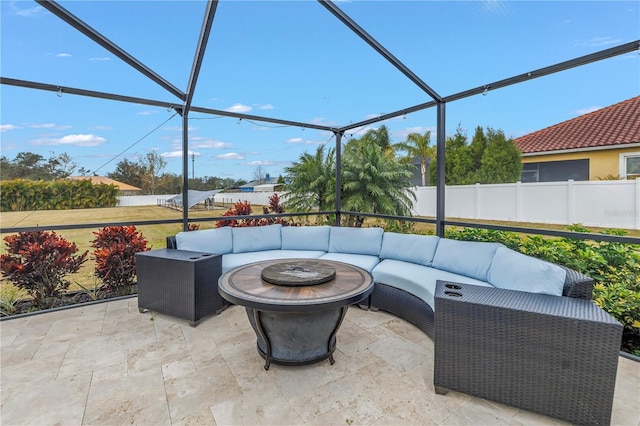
[434,281,622,426]
[136,249,228,326]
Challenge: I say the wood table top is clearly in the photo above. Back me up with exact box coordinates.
[218,259,374,312]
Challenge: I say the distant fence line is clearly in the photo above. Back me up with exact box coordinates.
[116,179,640,230]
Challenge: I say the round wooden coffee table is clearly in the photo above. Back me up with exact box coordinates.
[218,258,374,370]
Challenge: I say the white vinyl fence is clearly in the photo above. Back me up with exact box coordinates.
[412,179,640,230]
[117,179,640,230]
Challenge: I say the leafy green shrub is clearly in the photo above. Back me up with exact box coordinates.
[0,231,88,308]
[91,226,150,296]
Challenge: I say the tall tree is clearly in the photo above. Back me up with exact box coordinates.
[429,125,473,185]
[476,128,522,183]
[357,125,394,157]
[139,151,166,195]
[341,140,415,227]
[284,145,335,212]
[394,130,434,186]
[0,152,77,181]
[108,158,145,189]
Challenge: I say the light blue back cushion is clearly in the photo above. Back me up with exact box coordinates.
[431,238,501,281]
[232,224,282,253]
[175,227,233,254]
[281,226,330,251]
[328,227,384,256]
[379,233,440,266]
[488,246,566,296]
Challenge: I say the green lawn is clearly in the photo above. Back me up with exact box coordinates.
[2,205,637,299]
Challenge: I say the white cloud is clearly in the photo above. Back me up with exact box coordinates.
[0,124,20,132]
[191,139,232,149]
[216,152,244,160]
[226,103,252,113]
[10,3,45,17]
[258,104,274,110]
[480,0,514,18]
[575,106,602,116]
[285,137,323,145]
[32,134,106,147]
[137,110,159,116]
[30,123,72,130]
[247,160,274,166]
[161,150,200,158]
[56,53,71,58]
[575,37,621,48]
[94,125,113,130]
[89,57,111,61]
[393,126,437,140]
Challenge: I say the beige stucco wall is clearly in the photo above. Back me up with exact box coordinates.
[522,146,640,180]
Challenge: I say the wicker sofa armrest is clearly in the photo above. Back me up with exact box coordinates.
[166,236,177,249]
[560,265,594,299]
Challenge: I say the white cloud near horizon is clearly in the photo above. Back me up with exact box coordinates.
[31,134,106,147]
[89,57,111,61]
[56,53,71,58]
[0,124,20,132]
[30,123,72,130]
[10,3,45,17]
[190,138,232,149]
[226,103,252,113]
[258,104,274,110]
[285,137,323,145]
[393,126,437,140]
[161,150,201,158]
[575,36,621,48]
[216,152,244,160]
[575,106,602,116]
[137,110,159,116]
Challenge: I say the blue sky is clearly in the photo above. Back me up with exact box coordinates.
[1,0,639,182]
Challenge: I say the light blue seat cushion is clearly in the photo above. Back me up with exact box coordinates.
[488,246,566,296]
[281,226,330,251]
[379,233,440,266]
[222,250,325,274]
[319,252,381,273]
[175,227,233,254]
[372,259,492,310]
[432,238,501,281]
[232,224,282,253]
[328,226,384,256]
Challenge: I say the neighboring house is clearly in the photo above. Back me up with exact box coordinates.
[66,176,142,196]
[514,96,640,182]
[239,174,280,192]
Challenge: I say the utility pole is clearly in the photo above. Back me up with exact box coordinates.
[192,153,195,179]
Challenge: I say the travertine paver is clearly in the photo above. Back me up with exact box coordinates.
[1,298,638,425]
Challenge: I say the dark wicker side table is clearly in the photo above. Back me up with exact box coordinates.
[434,281,622,426]
[136,249,227,326]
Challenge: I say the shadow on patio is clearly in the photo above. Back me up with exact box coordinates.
[1,298,638,425]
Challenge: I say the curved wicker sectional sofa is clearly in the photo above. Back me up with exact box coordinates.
[167,224,594,338]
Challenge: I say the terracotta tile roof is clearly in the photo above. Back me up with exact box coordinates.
[66,176,141,191]
[514,96,640,154]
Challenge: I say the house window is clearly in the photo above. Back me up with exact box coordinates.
[521,159,589,182]
[620,153,640,179]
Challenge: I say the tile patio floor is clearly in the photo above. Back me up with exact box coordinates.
[1,298,639,425]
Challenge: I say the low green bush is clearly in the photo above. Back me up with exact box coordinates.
[446,225,640,355]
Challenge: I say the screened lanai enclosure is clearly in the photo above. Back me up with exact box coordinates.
[1,0,639,244]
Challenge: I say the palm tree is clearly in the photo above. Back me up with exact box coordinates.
[342,141,415,227]
[283,145,335,212]
[394,130,434,186]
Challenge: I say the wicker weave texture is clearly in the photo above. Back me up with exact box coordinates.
[136,249,227,326]
[370,282,434,338]
[434,281,622,426]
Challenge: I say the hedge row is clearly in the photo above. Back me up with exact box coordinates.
[1,179,119,212]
